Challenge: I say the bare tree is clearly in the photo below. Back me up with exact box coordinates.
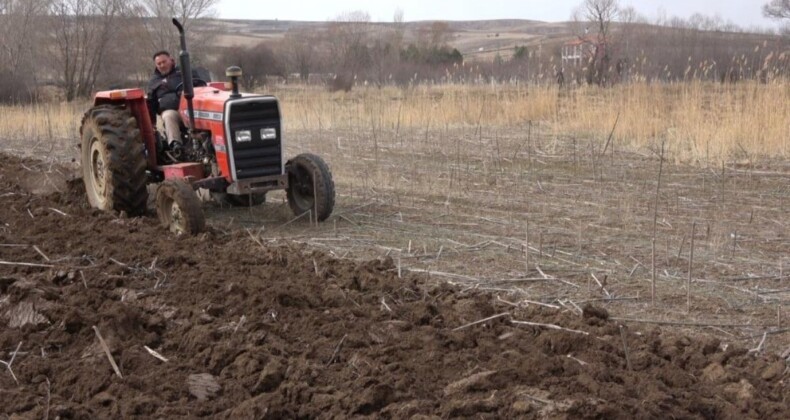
[0,0,50,74]
[281,29,320,82]
[579,0,619,85]
[49,0,132,101]
[426,21,451,47]
[367,10,408,87]
[763,0,790,19]
[0,0,50,101]
[328,11,372,91]
[138,0,219,54]
[213,42,283,90]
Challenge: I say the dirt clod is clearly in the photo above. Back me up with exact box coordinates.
[187,373,221,401]
[582,304,609,321]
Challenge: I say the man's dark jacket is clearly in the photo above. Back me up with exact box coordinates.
[146,66,185,126]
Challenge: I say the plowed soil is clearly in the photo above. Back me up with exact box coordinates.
[0,152,788,419]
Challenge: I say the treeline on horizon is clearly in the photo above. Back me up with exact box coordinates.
[0,0,788,104]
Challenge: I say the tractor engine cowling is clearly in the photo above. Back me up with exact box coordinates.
[223,96,283,180]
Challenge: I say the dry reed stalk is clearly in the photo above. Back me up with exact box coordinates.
[6,82,789,164]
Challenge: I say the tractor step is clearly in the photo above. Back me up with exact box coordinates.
[159,162,204,180]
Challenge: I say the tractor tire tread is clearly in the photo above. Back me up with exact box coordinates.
[80,105,148,216]
[156,180,205,234]
[286,153,335,222]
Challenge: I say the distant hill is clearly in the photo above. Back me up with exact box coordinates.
[197,18,787,67]
[199,18,578,61]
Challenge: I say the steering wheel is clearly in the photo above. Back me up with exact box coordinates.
[176,78,208,93]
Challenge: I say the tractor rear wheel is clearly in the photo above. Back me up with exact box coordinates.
[156,180,205,235]
[80,105,148,215]
[286,153,335,222]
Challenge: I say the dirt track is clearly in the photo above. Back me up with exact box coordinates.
[0,152,788,419]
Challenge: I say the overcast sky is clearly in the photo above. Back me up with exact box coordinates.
[218,1,779,30]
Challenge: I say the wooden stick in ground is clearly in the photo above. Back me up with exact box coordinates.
[92,326,123,379]
[687,222,696,312]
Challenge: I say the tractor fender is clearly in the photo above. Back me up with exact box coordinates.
[90,88,157,170]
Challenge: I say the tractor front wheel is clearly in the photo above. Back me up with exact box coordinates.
[286,153,335,222]
[80,105,148,215]
[156,180,205,235]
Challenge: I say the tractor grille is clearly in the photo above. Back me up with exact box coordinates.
[226,97,283,180]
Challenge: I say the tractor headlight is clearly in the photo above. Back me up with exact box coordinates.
[235,130,252,143]
[260,128,277,140]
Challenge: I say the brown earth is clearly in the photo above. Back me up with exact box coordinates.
[0,152,788,419]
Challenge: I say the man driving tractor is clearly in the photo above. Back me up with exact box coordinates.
[146,50,187,151]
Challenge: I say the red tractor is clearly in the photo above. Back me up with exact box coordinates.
[79,19,334,234]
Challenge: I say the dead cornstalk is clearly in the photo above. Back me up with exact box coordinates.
[687,222,696,312]
[599,112,620,180]
[93,326,122,379]
[44,377,51,419]
[527,120,532,167]
[524,220,530,274]
[313,175,318,227]
[326,334,348,366]
[511,320,589,336]
[0,341,22,385]
[619,325,632,371]
[453,313,511,331]
[651,239,656,306]
[651,140,665,306]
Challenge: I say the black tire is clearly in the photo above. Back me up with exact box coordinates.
[212,192,266,207]
[155,180,205,235]
[80,105,148,215]
[286,153,335,222]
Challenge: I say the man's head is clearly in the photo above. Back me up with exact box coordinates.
[153,50,175,75]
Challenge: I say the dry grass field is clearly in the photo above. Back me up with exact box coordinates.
[1,81,788,356]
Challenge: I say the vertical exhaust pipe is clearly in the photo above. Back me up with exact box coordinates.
[172,18,195,133]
